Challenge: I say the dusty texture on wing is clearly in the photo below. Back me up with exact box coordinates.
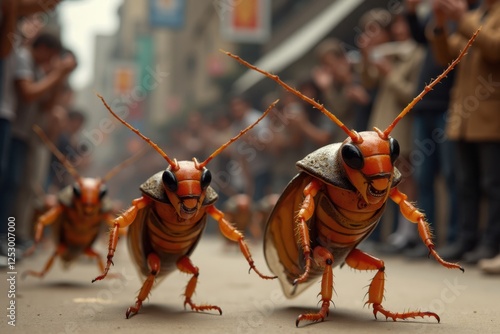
[264,174,318,298]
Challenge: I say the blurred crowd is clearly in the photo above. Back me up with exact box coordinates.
[1,0,499,275]
[180,0,500,275]
[0,1,81,263]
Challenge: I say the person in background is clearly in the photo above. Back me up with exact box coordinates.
[45,107,86,192]
[0,2,63,213]
[294,79,334,152]
[479,246,500,275]
[403,0,480,258]
[428,0,500,264]
[0,0,63,268]
[355,8,394,132]
[0,30,76,259]
[363,13,425,255]
[268,78,334,195]
[313,38,370,143]
[228,95,272,202]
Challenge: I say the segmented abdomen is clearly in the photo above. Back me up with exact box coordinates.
[58,212,102,263]
[128,204,207,278]
[264,173,382,298]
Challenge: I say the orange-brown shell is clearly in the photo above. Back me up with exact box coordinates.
[296,142,402,190]
[139,171,218,205]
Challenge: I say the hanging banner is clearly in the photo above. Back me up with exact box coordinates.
[149,0,185,28]
[220,0,270,43]
[113,64,136,96]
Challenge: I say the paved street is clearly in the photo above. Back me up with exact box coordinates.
[1,235,499,334]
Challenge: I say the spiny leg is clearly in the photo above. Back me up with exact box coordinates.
[24,205,63,256]
[126,252,160,319]
[207,205,276,280]
[296,246,334,327]
[22,244,66,279]
[345,248,440,322]
[93,196,151,282]
[390,188,463,272]
[177,256,222,315]
[294,179,323,285]
[84,248,122,280]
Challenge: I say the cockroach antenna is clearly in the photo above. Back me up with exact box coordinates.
[222,50,363,144]
[381,27,481,138]
[197,99,279,169]
[97,94,180,171]
[33,125,81,180]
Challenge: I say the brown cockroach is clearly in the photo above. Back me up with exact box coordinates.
[92,95,277,318]
[22,125,143,279]
[223,28,480,326]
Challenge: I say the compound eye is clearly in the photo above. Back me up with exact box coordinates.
[389,137,400,164]
[341,143,364,170]
[162,169,178,192]
[99,184,108,199]
[200,169,212,190]
[73,183,81,197]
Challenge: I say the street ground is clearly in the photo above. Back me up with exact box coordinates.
[1,235,499,334]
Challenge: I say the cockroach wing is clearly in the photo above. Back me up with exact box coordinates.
[264,173,321,298]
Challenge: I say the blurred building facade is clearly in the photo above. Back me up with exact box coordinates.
[78,0,391,130]
[71,0,390,187]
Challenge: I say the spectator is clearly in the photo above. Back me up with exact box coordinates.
[403,0,480,258]
[363,13,425,254]
[295,79,334,151]
[0,0,63,268]
[313,38,369,143]
[0,30,76,256]
[355,8,394,132]
[428,0,500,263]
[268,79,333,194]
[478,251,500,275]
[0,1,20,188]
[228,95,272,202]
[268,90,308,193]
[45,107,86,192]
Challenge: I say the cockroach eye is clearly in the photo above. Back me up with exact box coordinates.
[73,184,81,197]
[162,169,178,192]
[389,137,400,164]
[200,169,212,190]
[99,184,108,199]
[341,144,364,170]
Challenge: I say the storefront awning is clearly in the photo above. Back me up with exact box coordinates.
[233,0,364,93]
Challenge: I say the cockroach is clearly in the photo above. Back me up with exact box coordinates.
[223,28,480,326]
[22,125,143,279]
[92,95,277,319]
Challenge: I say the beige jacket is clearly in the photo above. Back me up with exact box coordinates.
[429,2,500,141]
[367,41,425,155]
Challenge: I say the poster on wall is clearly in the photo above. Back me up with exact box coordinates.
[149,0,185,28]
[219,0,270,43]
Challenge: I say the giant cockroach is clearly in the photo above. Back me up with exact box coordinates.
[92,95,277,318]
[22,125,143,279]
[223,28,480,326]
